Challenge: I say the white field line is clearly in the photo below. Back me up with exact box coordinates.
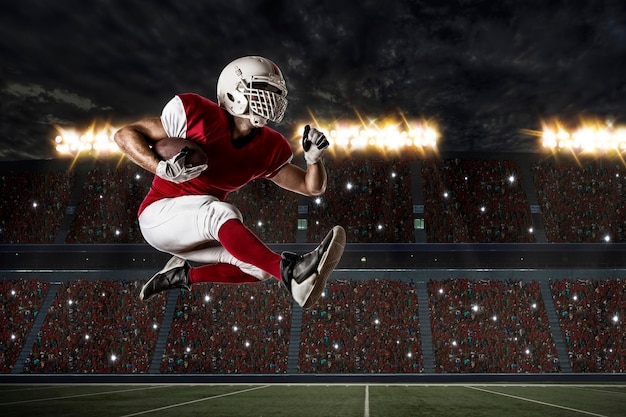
[364,385,370,417]
[465,385,609,417]
[0,385,171,406]
[569,386,626,396]
[117,385,271,417]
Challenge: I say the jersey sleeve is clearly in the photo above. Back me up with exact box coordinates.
[160,95,187,138]
[264,134,294,179]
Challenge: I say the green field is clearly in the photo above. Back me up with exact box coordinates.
[1,383,624,417]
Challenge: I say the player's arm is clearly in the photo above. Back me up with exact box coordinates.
[271,161,327,196]
[271,125,329,196]
[114,117,167,174]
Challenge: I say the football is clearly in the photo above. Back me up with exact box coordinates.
[153,137,208,167]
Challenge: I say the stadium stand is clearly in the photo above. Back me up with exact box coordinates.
[66,165,151,243]
[227,179,299,243]
[22,279,166,373]
[428,278,559,373]
[532,160,626,243]
[1,154,625,378]
[0,279,49,373]
[160,280,291,373]
[0,171,75,243]
[550,278,625,372]
[306,158,415,243]
[422,159,535,243]
[299,279,423,373]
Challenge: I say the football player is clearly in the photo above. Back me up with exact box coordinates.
[114,56,345,309]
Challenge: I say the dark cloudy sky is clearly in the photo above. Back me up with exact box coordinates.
[1,0,625,160]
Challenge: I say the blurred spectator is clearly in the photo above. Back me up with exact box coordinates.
[299,279,423,373]
[227,178,299,243]
[532,160,626,242]
[550,278,624,372]
[0,279,49,373]
[422,159,535,243]
[23,279,166,373]
[0,171,75,243]
[160,280,291,373]
[67,164,152,243]
[307,157,414,243]
[428,278,559,373]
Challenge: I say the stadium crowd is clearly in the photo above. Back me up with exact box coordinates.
[550,278,624,372]
[22,279,166,373]
[66,165,152,243]
[160,280,291,373]
[227,178,299,243]
[1,276,623,374]
[533,160,626,243]
[306,158,415,243]
[0,171,75,243]
[428,278,560,373]
[299,279,423,373]
[3,156,626,244]
[422,159,535,243]
[1,156,624,375]
[0,279,49,373]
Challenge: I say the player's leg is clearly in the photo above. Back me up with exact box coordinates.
[138,195,275,300]
[139,195,346,308]
[215,217,347,308]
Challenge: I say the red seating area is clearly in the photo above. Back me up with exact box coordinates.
[227,178,299,243]
[299,279,422,373]
[428,278,559,373]
[306,158,414,243]
[23,279,166,373]
[422,159,535,243]
[0,171,75,243]
[1,276,623,374]
[160,280,291,373]
[66,165,152,243]
[4,156,626,244]
[0,279,49,373]
[532,160,626,242]
[550,278,624,372]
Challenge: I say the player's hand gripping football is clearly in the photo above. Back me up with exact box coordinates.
[156,147,207,183]
[302,125,329,165]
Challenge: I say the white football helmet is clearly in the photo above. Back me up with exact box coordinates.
[217,56,288,126]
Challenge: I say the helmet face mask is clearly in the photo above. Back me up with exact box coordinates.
[217,56,288,126]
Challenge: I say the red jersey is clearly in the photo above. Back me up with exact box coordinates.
[138,93,293,215]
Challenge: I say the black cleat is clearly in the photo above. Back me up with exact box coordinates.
[140,256,191,301]
[281,225,346,309]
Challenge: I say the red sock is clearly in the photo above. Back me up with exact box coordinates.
[217,219,282,280]
[189,263,259,284]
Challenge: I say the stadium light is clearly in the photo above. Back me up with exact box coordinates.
[54,122,122,157]
[539,118,626,155]
[296,113,440,156]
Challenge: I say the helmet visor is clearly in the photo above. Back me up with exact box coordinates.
[245,80,288,123]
